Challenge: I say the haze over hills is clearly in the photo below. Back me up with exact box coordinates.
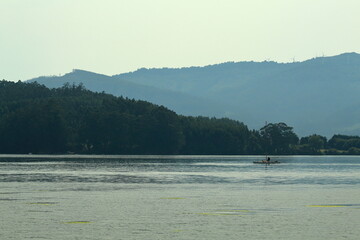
[28,52,360,137]
[28,69,226,118]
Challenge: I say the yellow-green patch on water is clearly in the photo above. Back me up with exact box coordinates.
[160,197,186,200]
[307,205,347,208]
[63,221,92,224]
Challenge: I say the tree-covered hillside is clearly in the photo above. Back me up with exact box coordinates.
[114,52,360,137]
[28,53,360,137]
[28,69,227,119]
[0,81,256,154]
[1,81,360,155]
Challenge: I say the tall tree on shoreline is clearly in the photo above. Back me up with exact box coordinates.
[260,122,299,154]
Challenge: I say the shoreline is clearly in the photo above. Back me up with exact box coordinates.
[0,154,359,160]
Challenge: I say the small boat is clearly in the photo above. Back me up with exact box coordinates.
[253,160,280,164]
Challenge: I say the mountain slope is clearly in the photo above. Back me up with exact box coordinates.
[28,69,228,118]
[114,52,360,136]
[28,52,360,136]
[0,80,255,154]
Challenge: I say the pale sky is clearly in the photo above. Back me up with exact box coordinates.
[1,0,359,81]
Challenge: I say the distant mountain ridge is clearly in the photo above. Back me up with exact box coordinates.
[29,69,227,118]
[28,52,360,137]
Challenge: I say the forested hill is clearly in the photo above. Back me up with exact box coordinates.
[2,81,360,155]
[27,69,226,119]
[28,52,360,137]
[0,81,254,154]
[111,52,360,137]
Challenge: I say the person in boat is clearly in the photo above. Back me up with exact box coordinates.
[262,157,271,163]
[262,157,270,164]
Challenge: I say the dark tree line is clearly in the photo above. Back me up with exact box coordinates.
[0,80,359,155]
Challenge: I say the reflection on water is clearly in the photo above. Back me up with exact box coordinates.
[1,155,360,240]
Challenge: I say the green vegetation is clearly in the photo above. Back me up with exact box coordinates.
[0,80,359,155]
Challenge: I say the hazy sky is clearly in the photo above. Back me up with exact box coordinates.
[1,0,359,81]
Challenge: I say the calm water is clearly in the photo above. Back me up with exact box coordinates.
[1,155,360,240]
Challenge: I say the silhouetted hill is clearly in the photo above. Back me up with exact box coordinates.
[4,80,360,155]
[28,52,360,136]
[113,52,360,136]
[0,80,254,154]
[29,69,227,118]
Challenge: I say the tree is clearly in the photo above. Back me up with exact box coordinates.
[308,134,327,150]
[260,122,299,154]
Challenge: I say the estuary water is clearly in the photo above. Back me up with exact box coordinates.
[0,155,360,240]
